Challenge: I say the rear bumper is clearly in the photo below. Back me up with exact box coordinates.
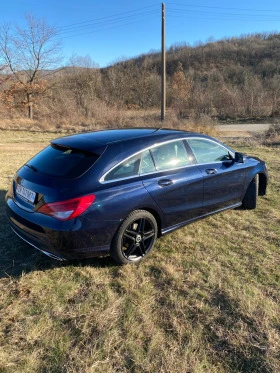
[6,197,119,260]
[11,225,67,261]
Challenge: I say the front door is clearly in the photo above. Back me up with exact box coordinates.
[187,138,246,214]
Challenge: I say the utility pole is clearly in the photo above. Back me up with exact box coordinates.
[161,2,166,122]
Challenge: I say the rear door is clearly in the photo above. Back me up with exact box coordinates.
[139,140,204,229]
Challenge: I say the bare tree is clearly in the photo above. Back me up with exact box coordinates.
[0,13,62,119]
[170,62,192,117]
[65,55,102,118]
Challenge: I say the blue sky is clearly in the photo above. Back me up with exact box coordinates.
[1,0,280,67]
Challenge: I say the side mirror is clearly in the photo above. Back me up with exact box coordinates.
[235,152,244,163]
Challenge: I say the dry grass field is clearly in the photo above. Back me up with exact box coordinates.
[0,130,279,372]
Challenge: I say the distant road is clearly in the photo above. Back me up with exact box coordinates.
[219,123,270,132]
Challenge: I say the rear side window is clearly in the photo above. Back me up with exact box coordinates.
[27,144,100,178]
[101,140,191,182]
[104,154,141,181]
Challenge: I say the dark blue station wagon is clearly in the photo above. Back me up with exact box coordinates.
[6,128,268,264]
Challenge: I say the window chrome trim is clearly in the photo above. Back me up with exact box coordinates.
[99,137,234,184]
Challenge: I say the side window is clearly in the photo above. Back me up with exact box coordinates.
[150,140,190,171]
[140,150,156,174]
[187,139,231,164]
[104,154,140,181]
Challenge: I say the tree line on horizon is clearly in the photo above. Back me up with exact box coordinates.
[0,14,280,127]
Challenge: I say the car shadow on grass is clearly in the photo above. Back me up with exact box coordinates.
[0,190,116,279]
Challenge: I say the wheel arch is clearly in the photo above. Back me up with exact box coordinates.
[138,207,162,237]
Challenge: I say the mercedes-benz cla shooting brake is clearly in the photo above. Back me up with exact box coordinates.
[6,128,268,264]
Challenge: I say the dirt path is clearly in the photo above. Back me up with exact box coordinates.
[218,123,269,131]
[218,123,270,137]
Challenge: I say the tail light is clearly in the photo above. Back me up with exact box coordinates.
[37,194,96,221]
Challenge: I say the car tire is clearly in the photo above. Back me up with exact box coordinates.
[110,210,158,265]
[242,174,259,209]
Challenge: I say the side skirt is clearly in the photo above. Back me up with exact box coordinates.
[161,202,242,235]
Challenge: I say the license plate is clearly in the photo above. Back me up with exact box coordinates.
[16,184,36,204]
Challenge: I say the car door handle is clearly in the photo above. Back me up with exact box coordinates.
[205,168,218,175]
[158,179,173,187]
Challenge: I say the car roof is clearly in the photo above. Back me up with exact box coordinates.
[51,128,200,152]
[53,128,189,144]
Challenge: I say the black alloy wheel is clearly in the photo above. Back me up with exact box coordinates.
[111,210,158,264]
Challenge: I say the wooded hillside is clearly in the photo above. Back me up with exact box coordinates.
[1,32,280,128]
[119,32,280,119]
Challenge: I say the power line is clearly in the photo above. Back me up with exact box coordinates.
[168,7,280,19]
[168,14,280,22]
[58,5,159,32]
[167,7,280,23]
[166,2,280,13]
[17,6,160,46]
[168,11,280,22]
[58,10,159,36]
[55,3,280,46]
[60,14,159,40]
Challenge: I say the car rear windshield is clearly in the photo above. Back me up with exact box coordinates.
[26,144,100,179]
